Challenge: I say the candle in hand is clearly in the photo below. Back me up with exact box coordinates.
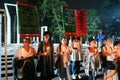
[46,46,50,53]
[62,46,66,53]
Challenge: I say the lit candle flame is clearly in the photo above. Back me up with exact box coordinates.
[62,46,66,53]
[46,46,50,53]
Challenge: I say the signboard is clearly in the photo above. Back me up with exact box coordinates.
[63,6,76,32]
[75,10,87,36]
[17,1,40,35]
[63,6,87,36]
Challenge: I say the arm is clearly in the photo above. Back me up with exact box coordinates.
[56,45,61,55]
[37,42,41,55]
[14,47,22,59]
[31,47,37,57]
[102,46,110,56]
[94,48,99,57]
[37,42,47,56]
[51,42,55,64]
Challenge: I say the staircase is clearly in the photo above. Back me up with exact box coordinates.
[1,54,14,80]
[0,44,22,80]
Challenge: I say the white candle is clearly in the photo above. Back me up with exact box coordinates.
[46,46,50,53]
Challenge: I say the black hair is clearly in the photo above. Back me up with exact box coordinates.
[43,31,51,36]
[61,36,67,39]
[113,41,120,46]
[88,37,95,43]
[72,36,80,41]
[43,31,52,43]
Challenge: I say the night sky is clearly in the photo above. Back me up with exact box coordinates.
[0,0,120,36]
[0,0,104,9]
[64,0,104,9]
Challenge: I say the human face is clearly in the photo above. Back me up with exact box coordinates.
[23,39,30,47]
[44,34,50,43]
[114,44,120,57]
[90,40,96,47]
[106,39,112,46]
[115,44,120,49]
[61,38,67,45]
[74,38,79,42]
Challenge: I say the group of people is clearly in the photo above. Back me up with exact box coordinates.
[13,30,120,80]
[55,36,82,80]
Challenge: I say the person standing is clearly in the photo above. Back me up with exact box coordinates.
[97,30,105,52]
[70,36,82,79]
[113,41,120,80]
[14,38,36,80]
[37,31,55,80]
[102,38,119,80]
[55,37,71,80]
[83,38,101,80]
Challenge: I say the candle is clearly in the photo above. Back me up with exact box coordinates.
[46,46,50,53]
[62,46,66,53]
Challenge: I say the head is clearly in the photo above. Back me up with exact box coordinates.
[72,36,80,42]
[88,37,96,47]
[106,38,113,46]
[113,41,120,49]
[99,30,103,34]
[23,38,30,47]
[43,31,51,43]
[61,36,67,45]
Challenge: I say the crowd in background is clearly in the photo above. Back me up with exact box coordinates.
[13,30,120,80]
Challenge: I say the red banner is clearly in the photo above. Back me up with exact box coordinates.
[64,9,87,37]
[20,34,40,38]
[17,1,37,8]
[64,32,76,36]
[75,10,87,36]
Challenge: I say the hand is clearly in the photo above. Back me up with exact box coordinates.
[60,52,64,54]
[44,52,47,55]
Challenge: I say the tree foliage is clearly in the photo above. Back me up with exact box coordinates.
[51,0,67,41]
[33,0,101,42]
[104,0,120,7]
[87,9,101,39]
[36,0,67,42]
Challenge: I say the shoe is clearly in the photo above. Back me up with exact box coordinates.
[78,74,82,79]
[72,74,76,79]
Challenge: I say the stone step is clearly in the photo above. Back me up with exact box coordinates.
[1,72,13,77]
[1,76,14,80]
[1,54,14,78]
[1,60,13,65]
[1,55,14,58]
